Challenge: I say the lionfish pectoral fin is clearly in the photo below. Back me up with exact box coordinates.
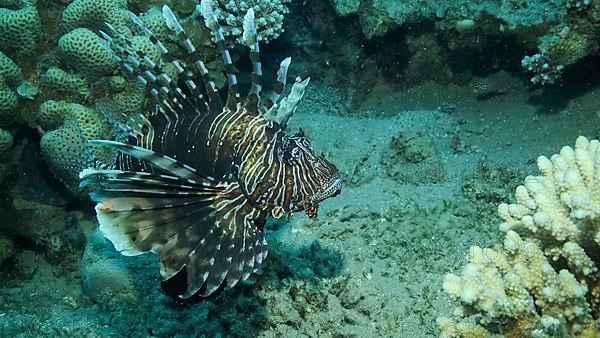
[79,168,225,257]
[88,140,212,181]
[179,186,268,298]
[80,166,267,298]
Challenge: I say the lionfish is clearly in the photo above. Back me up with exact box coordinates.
[79,2,341,298]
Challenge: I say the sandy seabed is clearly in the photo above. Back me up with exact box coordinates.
[1,73,598,337]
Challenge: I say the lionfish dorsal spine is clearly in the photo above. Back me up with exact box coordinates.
[263,57,292,111]
[161,5,223,114]
[242,8,262,112]
[196,1,242,110]
[100,24,192,123]
[130,9,209,115]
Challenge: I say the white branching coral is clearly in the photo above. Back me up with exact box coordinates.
[211,0,289,43]
[439,136,600,337]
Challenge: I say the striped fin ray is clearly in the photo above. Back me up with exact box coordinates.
[99,25,188,121]
[80,170,223,200]
[80,143,268,298]
[180,183,267,298]
[89,140,212,181]
[263,57,292,111]
[79,168,221,255]
[241,7,263,112]
[240,217,268,281]
[120,113,155,149]
[79,168,232,298]
[197,0,241,110]
[163,5,223,114]
[129,11,210,115]
[103,18,193,115]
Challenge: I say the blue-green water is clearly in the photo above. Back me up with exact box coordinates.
[1,0,599,337]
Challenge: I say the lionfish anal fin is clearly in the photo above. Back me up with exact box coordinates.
[80,141,267,298]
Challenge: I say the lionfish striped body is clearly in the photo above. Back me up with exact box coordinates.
[79,2,341,298]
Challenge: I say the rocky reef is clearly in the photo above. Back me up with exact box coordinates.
[0,0,293,284]
[0,0,291,191]
[302,0,600,99]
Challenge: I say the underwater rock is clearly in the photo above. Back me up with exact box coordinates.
[0,235,15,265]
[65,212,86,250]
[404,33,453,85]
[81,230,150,304]
[336,0,566,39]
[0,127,13,160]
[462,161,522,207]
[330,0,360,16]
[6,193,65,242]
[380,131,445,184]
[296,240,345,279]
[19,139,70,206]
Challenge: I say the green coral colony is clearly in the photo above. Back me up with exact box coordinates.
[0,0,599,336]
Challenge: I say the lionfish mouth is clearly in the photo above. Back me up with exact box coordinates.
[312,177,342,204]
[301,177,342,219]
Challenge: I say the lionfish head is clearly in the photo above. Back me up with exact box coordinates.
[278,129,341,218]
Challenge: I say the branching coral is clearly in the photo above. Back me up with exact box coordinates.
[521,53,565,85]
[212,0,289,43]
[522,24,597,85]
[439,136,600,337]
